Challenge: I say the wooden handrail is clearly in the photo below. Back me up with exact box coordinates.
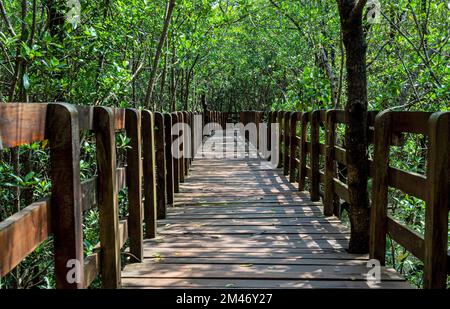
[0,103,203,289]
[1,105,448,289]
[370,110,449,289]
[242,108,449,289]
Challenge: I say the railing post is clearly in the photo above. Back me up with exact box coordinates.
[324,110,339,216]
[94,106,121,288]
[155,113,167,219]
[125,108,143,262]
[299,112,309,191]
[183,111,190,176]
[47,103,84,289]
[190,111,195,161]
[289,112,300,182]
[424,112,450,289]
[283,112,290,175]
[277,111,283,168]
[177,112,185,183]
[369,111,392,265]
[171,112,180,193]
[142,111,157,239]
[310,110,320,201]
[164,113,174,208]
[267,111,273,154]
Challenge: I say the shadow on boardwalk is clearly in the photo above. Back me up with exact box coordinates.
[121,129,411,289]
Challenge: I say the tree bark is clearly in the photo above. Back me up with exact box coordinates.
[159,38,169,110]
[337,0,369,253]
[144,0,176,109]
[170,41,177,112]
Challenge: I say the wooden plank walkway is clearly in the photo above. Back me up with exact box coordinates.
[121,129,411,289]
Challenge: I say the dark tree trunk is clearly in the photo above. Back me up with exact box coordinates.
[337,0,369,253]
[159,39,169,110]
[170,38,177,112]
[144,0,176,109]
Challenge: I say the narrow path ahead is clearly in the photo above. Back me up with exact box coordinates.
[121,129,410,289]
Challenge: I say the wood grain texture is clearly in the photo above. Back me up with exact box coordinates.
[183,111,190,176]
[164,113,174,206]
[177,112,185,183]
[0,103,48,149]
[94,106,121,288]
[142,111,157,238]
[283,112,290,175]
[0,199,50,276]
[310,110,320,201]
[298,112,309,191]
[47,103,84,289]
[125,108,143,262]
[424,112,450,289]
[369,111,391,265]
[172,112,180,193]
[277,111,283,168]
[289,112,300,183]
[324,110,339,217]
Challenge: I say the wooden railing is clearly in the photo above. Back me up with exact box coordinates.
[370,111,450,289]
[239,109,449,289]
[1,105,449,289]
[0,103,201,289]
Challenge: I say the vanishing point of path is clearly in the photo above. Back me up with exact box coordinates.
[121,129,411,289]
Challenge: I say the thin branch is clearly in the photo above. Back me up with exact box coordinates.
[268,0,314,47]
[0,0,16,37]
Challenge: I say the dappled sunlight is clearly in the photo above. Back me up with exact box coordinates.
[122,128,410,289]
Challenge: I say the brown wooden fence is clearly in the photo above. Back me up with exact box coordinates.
[239,109,449,289]
[0,103,199,289]
[1,105,449,289]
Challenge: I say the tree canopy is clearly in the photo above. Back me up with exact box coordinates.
[1,0,448,112]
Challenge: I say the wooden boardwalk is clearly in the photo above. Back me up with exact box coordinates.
[121,129,411,289]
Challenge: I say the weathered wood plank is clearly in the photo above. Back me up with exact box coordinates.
[125,108,143,262]
[387,216,425,261]
[310,111,320,201]
[122,278,410,289]
[172,112,180,193]
[0,199,50,276]
[142,111,157,238]
[0,103,47,149]
[47,103,84,289]
[122,263,405,280]
[370,111,391,265]
[424,112,450,289]
[164,113,174,206]
[94,106,121,288]
[121,126,408,289]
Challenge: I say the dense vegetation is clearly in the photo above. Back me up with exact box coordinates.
[0,0,449,288]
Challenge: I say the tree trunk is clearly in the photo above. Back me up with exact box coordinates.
[159,38,169,110]
[170,38,177,112]
[184,69,190,111]
[144,0,176,109]
[337,0,369,253]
